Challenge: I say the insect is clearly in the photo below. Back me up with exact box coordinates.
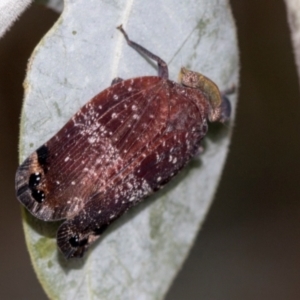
[15,25,232,259]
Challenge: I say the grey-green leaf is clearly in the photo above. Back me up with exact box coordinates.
[19,1,239,299]
[35,0,63,13]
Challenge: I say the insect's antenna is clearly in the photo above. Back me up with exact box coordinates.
[117,25,169,79]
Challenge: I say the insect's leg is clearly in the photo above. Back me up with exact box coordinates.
[117,25,169,79]
[197,145,205,155]
[219,85,236,123]
[219,95,231,123]
[111,77,124,86]
[222,85,236,97]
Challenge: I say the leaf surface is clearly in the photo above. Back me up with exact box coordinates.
[19,1,239,299]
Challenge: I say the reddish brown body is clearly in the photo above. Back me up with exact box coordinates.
[15,26,231,258]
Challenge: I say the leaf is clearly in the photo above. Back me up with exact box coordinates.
[284,0,300,85]
[35,0,64,13]
[0,0,32,38]
[19,0,239,299]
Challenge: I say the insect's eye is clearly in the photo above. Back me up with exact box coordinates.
[179,68,200,88]
[189,76,195,83]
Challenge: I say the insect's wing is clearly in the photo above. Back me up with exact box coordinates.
[56,128,198,258]
[56,80,211,258]
[15,77,165,221]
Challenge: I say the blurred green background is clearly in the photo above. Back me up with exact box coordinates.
[1,1,300,299]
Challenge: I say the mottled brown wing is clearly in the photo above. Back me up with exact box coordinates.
[15,76,168,221]
[56,128,201,258]
[56,81,210,258]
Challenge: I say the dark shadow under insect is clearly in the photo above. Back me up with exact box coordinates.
[15,25,234,259]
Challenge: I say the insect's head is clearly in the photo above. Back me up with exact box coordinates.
[179,67,231,123]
